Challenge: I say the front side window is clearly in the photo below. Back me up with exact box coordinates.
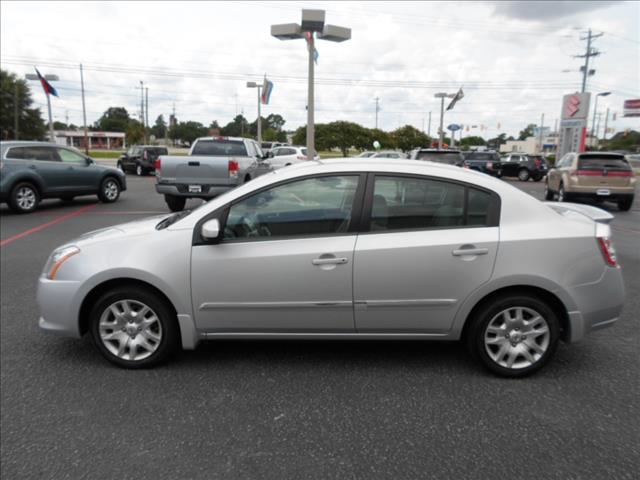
[57,148,86,163]
[369,176,495,231]
[223,175,360,240]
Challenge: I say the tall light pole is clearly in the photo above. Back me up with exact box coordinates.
[25,72,59,142]
[80,64,89,153]
[434,92,455,149]
[272,9,351,158]
[246,81,262,142]
[375,97,379,129]
[591,91,610,144]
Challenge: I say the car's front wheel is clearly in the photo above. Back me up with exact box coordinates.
[98,177,121,203]
[466,293,560,377]
[517,169,530,181]
[89,286,179,368]
[8,182,40,213]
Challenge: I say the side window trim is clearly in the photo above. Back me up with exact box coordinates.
[359,172,500,233]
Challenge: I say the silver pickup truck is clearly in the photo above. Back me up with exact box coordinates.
[155,136,272,211]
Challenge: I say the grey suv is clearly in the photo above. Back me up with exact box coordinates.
[0,141,126,213]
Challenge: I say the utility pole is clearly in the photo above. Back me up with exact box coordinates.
[553,118,558,135]
[14,83,19,140]
[538,113,545,154]
[595,112,603,142]
[427,111,431,138]
[79,64,89,153]
[139,80,145,143]
[434,93,455,149]
[374,97,379,129]
[65,110,69,126]
[575,29,602,93]
[145,87,149,135]
[603,107,610,140]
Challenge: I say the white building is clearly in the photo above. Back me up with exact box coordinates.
[500,135,558,155]
[53,130,126,150]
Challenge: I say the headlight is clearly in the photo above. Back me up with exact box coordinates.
[44,245,80,280]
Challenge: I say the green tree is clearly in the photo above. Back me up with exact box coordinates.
[221,114,250,137]
[367,128,397,151]
[266,113,286,131]
[392,125,429,152]
[459,135,487,148]
[151,114,167,139]
[95,107,131,132]
[126,120,145,144]
[0,69,46,140]
[209,120,221,130]
[53,121,68,130]
[171,121,208,145]
[518,124,536,140]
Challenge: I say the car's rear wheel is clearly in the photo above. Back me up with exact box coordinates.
[89,286,179,368]
[618,196,633,211]
[544,181,554,200]
[466,293,560,377]
[165,194,186,212]
[8,182,40,213]
[517,169,530,181]
[532,173,543,182]
[98,177,121,203]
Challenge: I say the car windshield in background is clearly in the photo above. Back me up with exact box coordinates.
[416,152,463,163]
[578,155,630,171]
[192,140,247,156]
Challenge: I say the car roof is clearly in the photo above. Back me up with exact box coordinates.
[195,136,248,142]
[0,141,57,147]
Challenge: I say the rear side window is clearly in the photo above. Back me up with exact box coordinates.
[369,175,498,231]
[192,140,248,156]
[11,146,60,162]
[5,147,25,159]
[578,155,630,171]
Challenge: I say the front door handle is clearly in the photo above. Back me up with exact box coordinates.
[452,246,489,256]
[312,257,348,266]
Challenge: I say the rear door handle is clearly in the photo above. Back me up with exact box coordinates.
[452,246,488,256]
[312,257,348,265]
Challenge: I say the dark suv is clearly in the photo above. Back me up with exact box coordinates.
[409,149,465,166]
[462,151,501,176]
[499,153,549,181]
[117,145,168,176]
[0,141,126,213]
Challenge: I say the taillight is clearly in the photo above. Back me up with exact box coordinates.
[154,158,161,174]
[597,236,618,267]
[486,162,493,169]
[573,170,602,176]
[228,159,239,179]
[607,171,633,177]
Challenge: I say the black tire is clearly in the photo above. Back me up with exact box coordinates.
[465,293,560,378]
[617,196,633,211]
[89,285,180,368]
[98,176,121,203]
[517,169,530,182]
[165,195,186,212]
[544,181,554,200]
[136,164,145,176]
[532,173,543,182]
[8,182,40,213]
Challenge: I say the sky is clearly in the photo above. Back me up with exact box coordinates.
[1,0,638,140]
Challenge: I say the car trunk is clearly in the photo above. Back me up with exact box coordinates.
[575,155,633,188]
[160,155,232,185]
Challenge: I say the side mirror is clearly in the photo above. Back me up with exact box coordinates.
[201,219,220,240]
[86,157,94,165]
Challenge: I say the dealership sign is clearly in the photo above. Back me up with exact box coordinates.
[558,92,591,158]
[561,93,590,120]
[623,99,640,117]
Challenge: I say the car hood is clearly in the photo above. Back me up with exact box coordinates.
[72,214,171,247]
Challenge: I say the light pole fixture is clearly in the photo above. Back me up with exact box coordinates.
[591,91,611,142]
[246,81,262,143]
[272,9,351,159]
[26,72,59,142]
[434,92,456,149]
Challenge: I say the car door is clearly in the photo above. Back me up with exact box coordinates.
[19,146,71,194]
[56,147,96,192]
[191,173,365,332]
[270,147,289,168]
[353,174,499,333]
[502,155,518,176]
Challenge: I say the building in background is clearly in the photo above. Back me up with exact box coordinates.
[500,135,558,155]
[53,130,125,150]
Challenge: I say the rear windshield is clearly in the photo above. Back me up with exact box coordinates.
[465,152,498,161]
[192,140,247,156]
[578,155,630,171]
[146,148,168,155]
[416,152,463,163]
[261,142,273,149]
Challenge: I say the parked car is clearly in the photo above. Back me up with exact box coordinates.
[267,145,320,169]
[358,151,406,159]
[409,149,465,166]
[463,151,502,176]
[155,136,272,212]
[117,145,168,176]
[38,158,625,377]
[545,151,636,211]
[260,142,288,154]
[0,141,126,213]
[499,153,548,181]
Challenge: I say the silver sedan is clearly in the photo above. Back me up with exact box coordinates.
[37,159,625,377]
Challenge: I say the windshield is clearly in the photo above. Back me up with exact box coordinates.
[578,155,630,171]
[192,140,247,156]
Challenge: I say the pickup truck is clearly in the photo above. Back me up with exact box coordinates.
[155,136,272,211]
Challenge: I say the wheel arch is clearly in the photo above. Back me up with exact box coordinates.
[8,174,46,197]
[99,172,125,190]
[460,285,571,343]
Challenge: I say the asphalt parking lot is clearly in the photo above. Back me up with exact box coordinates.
[1,172,638,479]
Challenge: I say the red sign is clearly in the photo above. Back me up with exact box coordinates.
[624,99,640,117]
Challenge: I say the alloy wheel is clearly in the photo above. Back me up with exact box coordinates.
[16,186,37,210]
[483,306,550,369]
[104,180,119,200]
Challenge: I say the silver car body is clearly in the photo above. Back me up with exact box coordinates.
[269,146,320,169]
[38,159,625,350]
